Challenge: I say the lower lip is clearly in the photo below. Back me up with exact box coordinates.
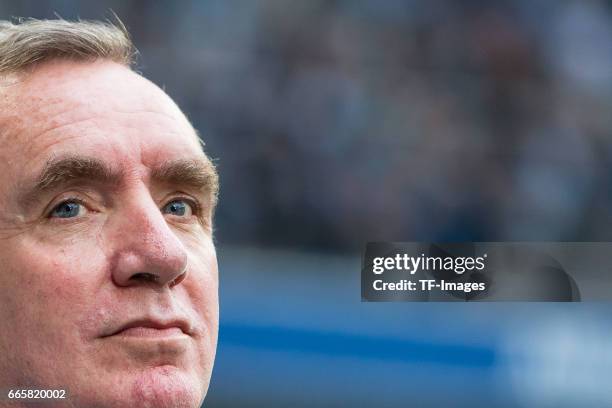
[114,327,186,338]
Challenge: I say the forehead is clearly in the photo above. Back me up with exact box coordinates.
[0,60,203,174]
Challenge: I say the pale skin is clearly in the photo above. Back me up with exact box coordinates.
[0,60,219,407]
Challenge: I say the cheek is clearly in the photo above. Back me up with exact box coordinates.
[188,238,218,302]
[0,236,107,339]
[182,238,219,345]
[0,236,108,384]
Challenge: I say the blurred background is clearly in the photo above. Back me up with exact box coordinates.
[2,0,612,406]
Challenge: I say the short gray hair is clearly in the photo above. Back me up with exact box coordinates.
[0,18,134,75]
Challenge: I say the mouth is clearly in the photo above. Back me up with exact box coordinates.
[102,319,192,339]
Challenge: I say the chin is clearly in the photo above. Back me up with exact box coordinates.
[126,365,206,408]
[61,365,208,408]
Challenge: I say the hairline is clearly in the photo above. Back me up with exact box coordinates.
[0,17,135,76]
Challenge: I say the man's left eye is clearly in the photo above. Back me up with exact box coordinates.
[162,199,194,217]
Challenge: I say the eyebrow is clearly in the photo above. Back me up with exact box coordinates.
[17,156,122,207]
[151,158,219,206]
[19,155,219,208]
[34,156,121,192]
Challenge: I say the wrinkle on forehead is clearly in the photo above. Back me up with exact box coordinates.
[2,59,193,122]
[0,59,203,158]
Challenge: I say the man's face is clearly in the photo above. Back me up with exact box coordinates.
[0,60,218,407]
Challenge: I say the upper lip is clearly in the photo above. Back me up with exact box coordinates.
[103,318,191,337]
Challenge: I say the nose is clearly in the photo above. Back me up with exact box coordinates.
[110,190,189,288]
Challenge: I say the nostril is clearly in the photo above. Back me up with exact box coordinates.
[169,271,187,288]
[130,272,159,283]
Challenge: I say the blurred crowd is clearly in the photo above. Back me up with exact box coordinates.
[4,0,612,251]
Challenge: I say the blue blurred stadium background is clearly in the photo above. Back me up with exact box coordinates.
[2,1,612,406]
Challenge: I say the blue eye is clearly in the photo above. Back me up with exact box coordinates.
[50,201,83,218]
[162,199,193,217]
